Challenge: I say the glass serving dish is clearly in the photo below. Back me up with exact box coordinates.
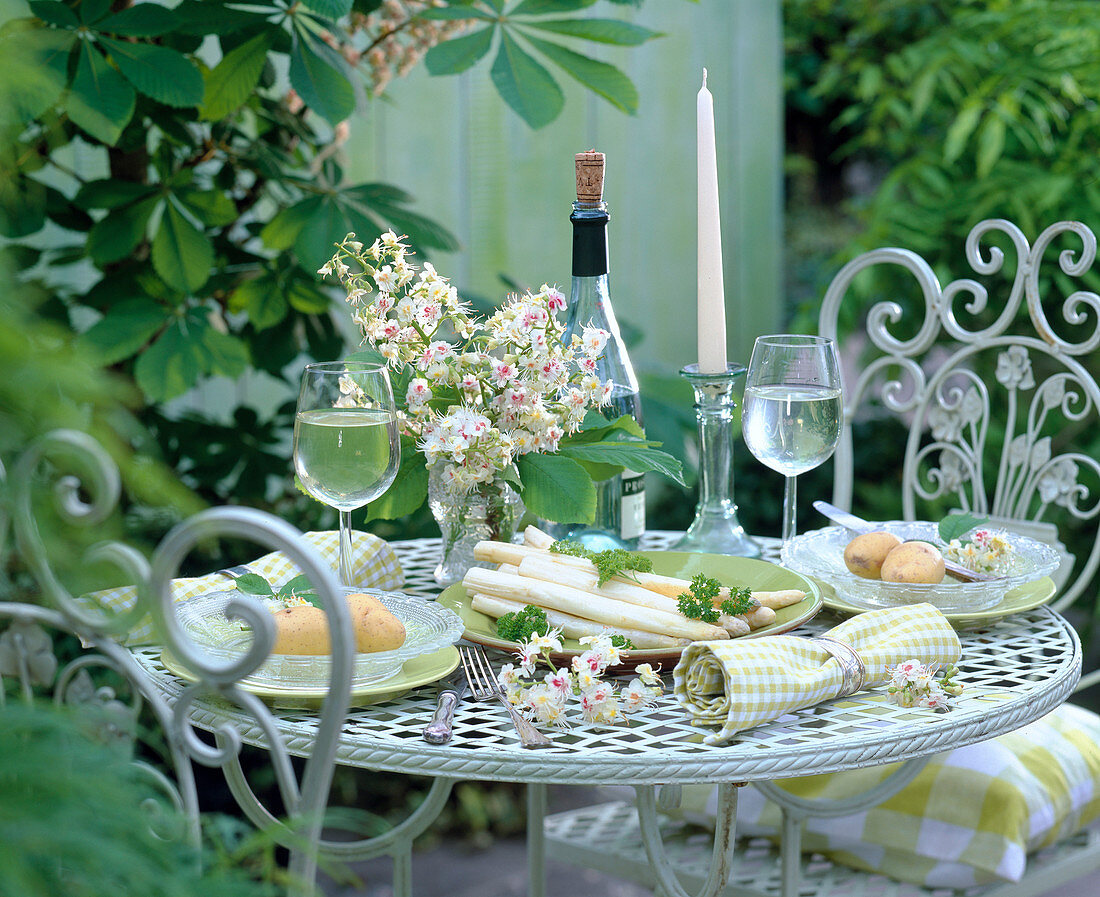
[173,587,464,689]
[781,521,1061,612]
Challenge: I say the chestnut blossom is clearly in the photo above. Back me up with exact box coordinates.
[323,231,618,495]
[406,379,432,410]
[498,632,665,731]
[581,326,610,357]
[886,660,963,712]
[529,627,564,654]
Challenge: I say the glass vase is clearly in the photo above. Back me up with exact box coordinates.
[428,464,525,586]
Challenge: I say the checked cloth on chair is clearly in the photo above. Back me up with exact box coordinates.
[674,703,1100,888]
[673,603,961,744]
[86,530,404,646]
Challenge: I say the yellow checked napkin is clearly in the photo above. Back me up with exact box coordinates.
[87,530,404,646]
[673,603,962,745]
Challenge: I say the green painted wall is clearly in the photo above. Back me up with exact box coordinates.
[347,0,783,372]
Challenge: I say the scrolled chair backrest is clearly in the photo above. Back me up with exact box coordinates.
[0,429,353,896]
[819,218,1100,612]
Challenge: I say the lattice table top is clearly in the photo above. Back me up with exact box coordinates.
[131,533,1081,787]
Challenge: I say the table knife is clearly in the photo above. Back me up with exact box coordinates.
[811,500,997,583]
[422,672,468,744]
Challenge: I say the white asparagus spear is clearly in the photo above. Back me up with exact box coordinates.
[463,567,728,641]
[473,541,803,615]
[742,606,776,629]
[475,540,591,568]
[516,555,750,637]
[749,589,807,609]
[523,525,556,550]
[477,541,761,610]
[470,593,690,650]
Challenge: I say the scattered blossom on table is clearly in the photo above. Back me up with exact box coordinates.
[886,659,963,711]
[499,632,664,729]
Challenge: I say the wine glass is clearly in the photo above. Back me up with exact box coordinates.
[741,335,843,545]
[293,361,400,587]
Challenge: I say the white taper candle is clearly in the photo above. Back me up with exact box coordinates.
[697,68,728,374]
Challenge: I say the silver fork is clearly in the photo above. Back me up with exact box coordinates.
[459,644,553,749]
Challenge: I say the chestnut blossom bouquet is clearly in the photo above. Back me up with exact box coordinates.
[321,231,682,523]
[885,659,963,712]
[499,631,664,729]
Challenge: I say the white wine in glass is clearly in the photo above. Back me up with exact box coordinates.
[293,362,400,587]
[741,335,842,544]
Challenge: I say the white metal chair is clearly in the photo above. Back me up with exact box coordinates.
[544,218,1100,897]
[0,430,357,896]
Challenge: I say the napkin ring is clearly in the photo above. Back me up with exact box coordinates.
[814,636,867,697]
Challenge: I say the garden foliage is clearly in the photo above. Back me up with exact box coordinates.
[0,0,657,525]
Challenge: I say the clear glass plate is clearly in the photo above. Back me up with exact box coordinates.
[173,587,464,688]
[781,522,1061,612]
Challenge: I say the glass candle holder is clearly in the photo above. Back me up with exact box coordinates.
[673,364,760,557]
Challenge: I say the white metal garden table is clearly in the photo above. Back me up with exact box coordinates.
[131,533,1082,897]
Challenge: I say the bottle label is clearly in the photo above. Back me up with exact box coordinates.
[620,471,645,541]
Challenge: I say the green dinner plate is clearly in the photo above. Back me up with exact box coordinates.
[437,551,823,669]
[161,645,460,709]
[818,576,1058,630]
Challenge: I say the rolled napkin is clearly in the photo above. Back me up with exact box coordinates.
[673,603,961,745]
[87,530,403,646]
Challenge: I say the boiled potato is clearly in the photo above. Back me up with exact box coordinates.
[272,606,330,655]
[347,592,406,652]
[880,541,946,584]
[844,531,903,579]
[271,594,406,655]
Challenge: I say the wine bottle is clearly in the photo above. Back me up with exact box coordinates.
[548,151,645,549]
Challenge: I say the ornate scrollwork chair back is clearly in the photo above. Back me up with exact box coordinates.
[541,219,1100,897]
[820,218,1100,616]
[0,430,355,896]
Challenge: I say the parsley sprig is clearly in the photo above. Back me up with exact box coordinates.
[676,574,754,624]
[494,603,636,650]
[496,605,551,642]
[549,540,654,585]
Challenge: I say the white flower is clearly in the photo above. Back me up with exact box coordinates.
[634,663,662,688]
[543,668,572,697]
[573,648,608,678]
[621,679,659,712]
[374,265,397,292]
[515,643,539,677]
[545,286,566,312]
[424,362,449,384]
[580,682,621,725]
[529,627,564,654]
[406,378,433,409]
[582,326,609,358]
[529,329,549,355]
[525,684,569,729]
[491,360,517,386]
